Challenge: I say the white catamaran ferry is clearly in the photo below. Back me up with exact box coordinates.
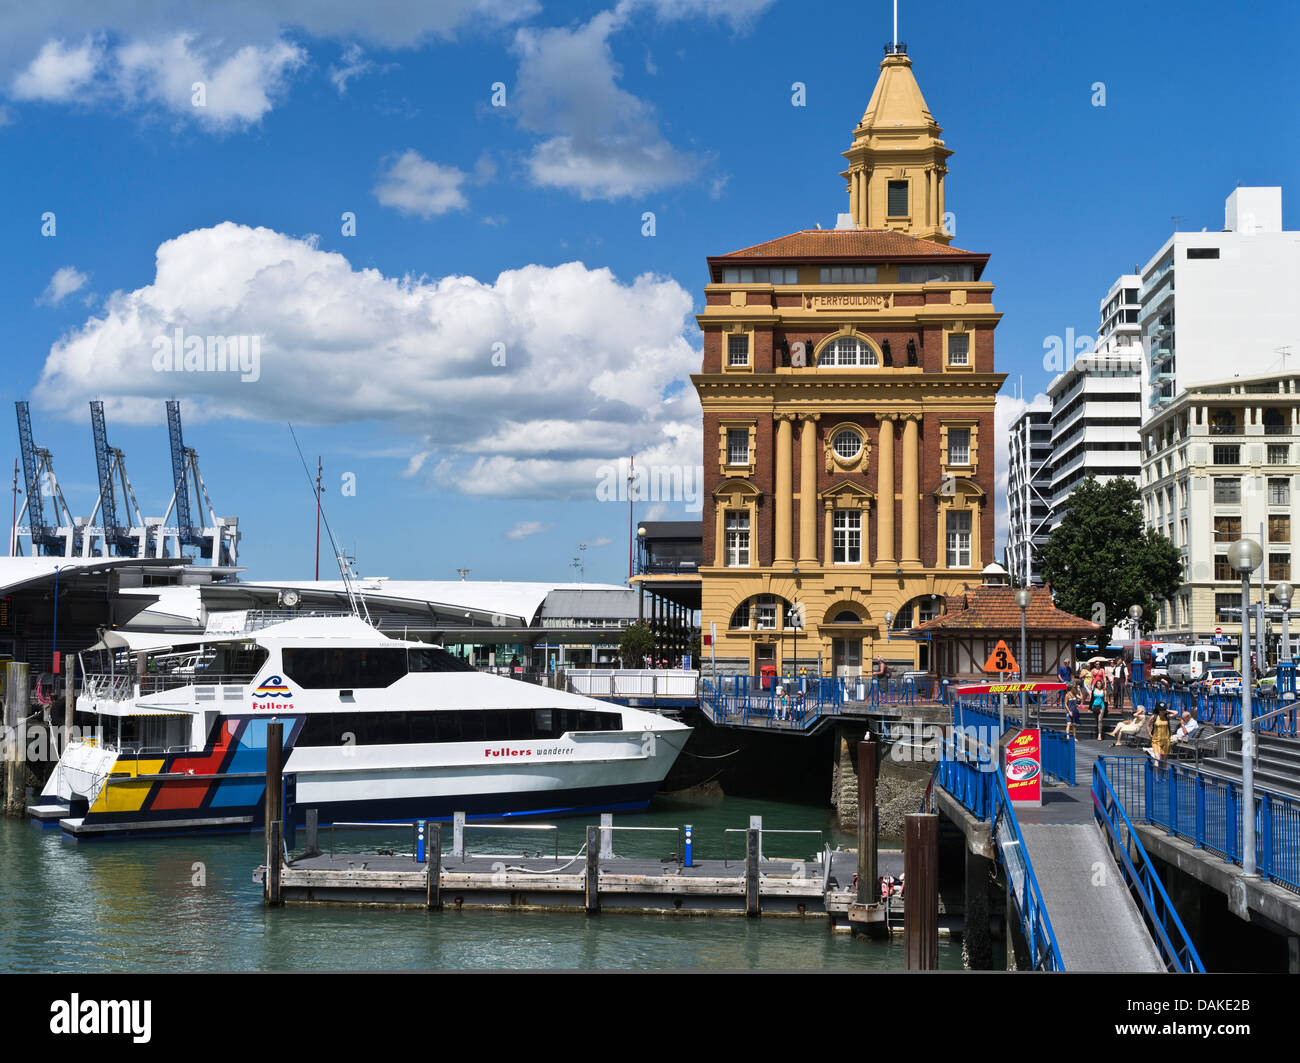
[32,616,691,839]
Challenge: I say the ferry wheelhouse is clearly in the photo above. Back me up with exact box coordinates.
[32,616,691,839]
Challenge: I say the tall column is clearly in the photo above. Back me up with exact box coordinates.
[877,415,895,565]
[901,413,921,566]
[798,414,819,566]
[774,414,795,566]
[929,168,939,230]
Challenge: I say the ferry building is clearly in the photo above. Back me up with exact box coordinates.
[693,45,1005,678]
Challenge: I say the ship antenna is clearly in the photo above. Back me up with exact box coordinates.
[287,424,371,624]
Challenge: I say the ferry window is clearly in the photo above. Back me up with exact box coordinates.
[460,713,486,742]
[482,711,511,741]
[407,646,475,672]
[534,709,555,738]
[409,712,439,743]
[282,648,410,689]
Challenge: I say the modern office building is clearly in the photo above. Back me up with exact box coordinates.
[1139,371,1300,651]
[1142,187,1300,415]
[1006,402,1052,584]
[693,45,1005,678]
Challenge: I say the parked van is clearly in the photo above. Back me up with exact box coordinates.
[1166,646,1224,684]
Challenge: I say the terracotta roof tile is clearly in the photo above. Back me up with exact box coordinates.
[912,584,1100,634]
[716,229,975,260]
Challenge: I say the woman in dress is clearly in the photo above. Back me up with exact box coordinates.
[1064,680,1082,739]
[1146,705,1172,762]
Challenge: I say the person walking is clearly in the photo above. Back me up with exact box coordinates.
[1090,680,1108,740]
[1146,704,1172,763]
[1064,679,1082,739]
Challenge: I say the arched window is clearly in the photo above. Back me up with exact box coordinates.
[833,610,861,624]
[730,602,750,629]
[819,337,878,368]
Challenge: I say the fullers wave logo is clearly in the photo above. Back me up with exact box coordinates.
[1006,758,1040,783]
[252,675,294,710]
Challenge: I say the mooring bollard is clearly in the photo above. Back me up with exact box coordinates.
[304,809,320,858]
[585,825,600,913]
[427,822,441,911]
[600,812,614,858]
[683,824,693,868]
[904,812,939,970]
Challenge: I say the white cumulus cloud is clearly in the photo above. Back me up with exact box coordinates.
[38,266,90,306]
[374,150,469,217]
[511,11,697,200]
[34,222,703,502]
[11,38,103,102]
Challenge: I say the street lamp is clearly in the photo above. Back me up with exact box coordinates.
[1275,582,1293,664]
[1227,537,1263,878]
[1015,587,1032,722]
[1128,603,1143,668]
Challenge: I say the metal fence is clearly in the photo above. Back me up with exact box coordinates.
[935,736,1064,970]
[1129,682,1298,737]
[1144,760,1300,894]
[1091,758,1204,973]
[701,675,842,730]
[951,699,1076,786]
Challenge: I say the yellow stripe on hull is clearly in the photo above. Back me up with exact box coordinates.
[90,758,165,814]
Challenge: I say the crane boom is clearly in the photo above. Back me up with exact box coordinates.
[15,400,53,552]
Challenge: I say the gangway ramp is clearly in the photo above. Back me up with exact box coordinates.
[1018,822,1162,972]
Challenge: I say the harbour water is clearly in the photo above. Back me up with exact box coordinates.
[1,792,961,972]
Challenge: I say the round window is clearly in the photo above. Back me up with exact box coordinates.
[832,429,862,460]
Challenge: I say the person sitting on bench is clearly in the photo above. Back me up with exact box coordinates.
[1109,706,1147,746]
[1169,710,1199,746]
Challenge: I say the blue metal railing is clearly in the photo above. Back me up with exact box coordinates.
[1144,760,1300,895]
[700,675,842,730]
[936,736,1064,970]
[1092,757,1205,973]
[1129,681,1298,737]
[952,699,1076,786]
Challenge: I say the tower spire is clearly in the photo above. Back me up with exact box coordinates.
[840,45,952,243]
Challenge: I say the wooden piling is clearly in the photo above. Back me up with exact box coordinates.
[585,825,600,913]
[427,822,442,911]
[856,739,878,905]
[745,827,761,917]
[904,813,938,970]
[267,820,283,906]
[4,662,29,816]
[265,721,283,838]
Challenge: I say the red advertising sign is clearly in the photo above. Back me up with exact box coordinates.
[1004,728,1042,806]
[955,681,1066,696]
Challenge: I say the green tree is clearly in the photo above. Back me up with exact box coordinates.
[618,622,655,668]
[1038,476,1183,647]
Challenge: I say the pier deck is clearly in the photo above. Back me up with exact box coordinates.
[256,848,910,919]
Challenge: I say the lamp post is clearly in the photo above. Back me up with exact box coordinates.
[1227,538,1263,878]
[1276,581,1293,663]
[1014,588,1032,723]
[1128,602,1143,668]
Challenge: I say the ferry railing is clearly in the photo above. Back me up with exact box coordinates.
[1092,757,1205,973]
[721,828,825,868]
[1144,760,1300,895]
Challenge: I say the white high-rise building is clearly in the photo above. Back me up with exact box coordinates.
[1007,402,1053,584]
[1046,274,1145,526]
[1142,187,1300,415]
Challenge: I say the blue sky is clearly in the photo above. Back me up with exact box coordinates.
[2,0,1297,583]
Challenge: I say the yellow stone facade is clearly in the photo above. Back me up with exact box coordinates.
[694,51,1005,677]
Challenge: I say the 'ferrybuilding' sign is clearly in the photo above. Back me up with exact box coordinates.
[803,293,893,311]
